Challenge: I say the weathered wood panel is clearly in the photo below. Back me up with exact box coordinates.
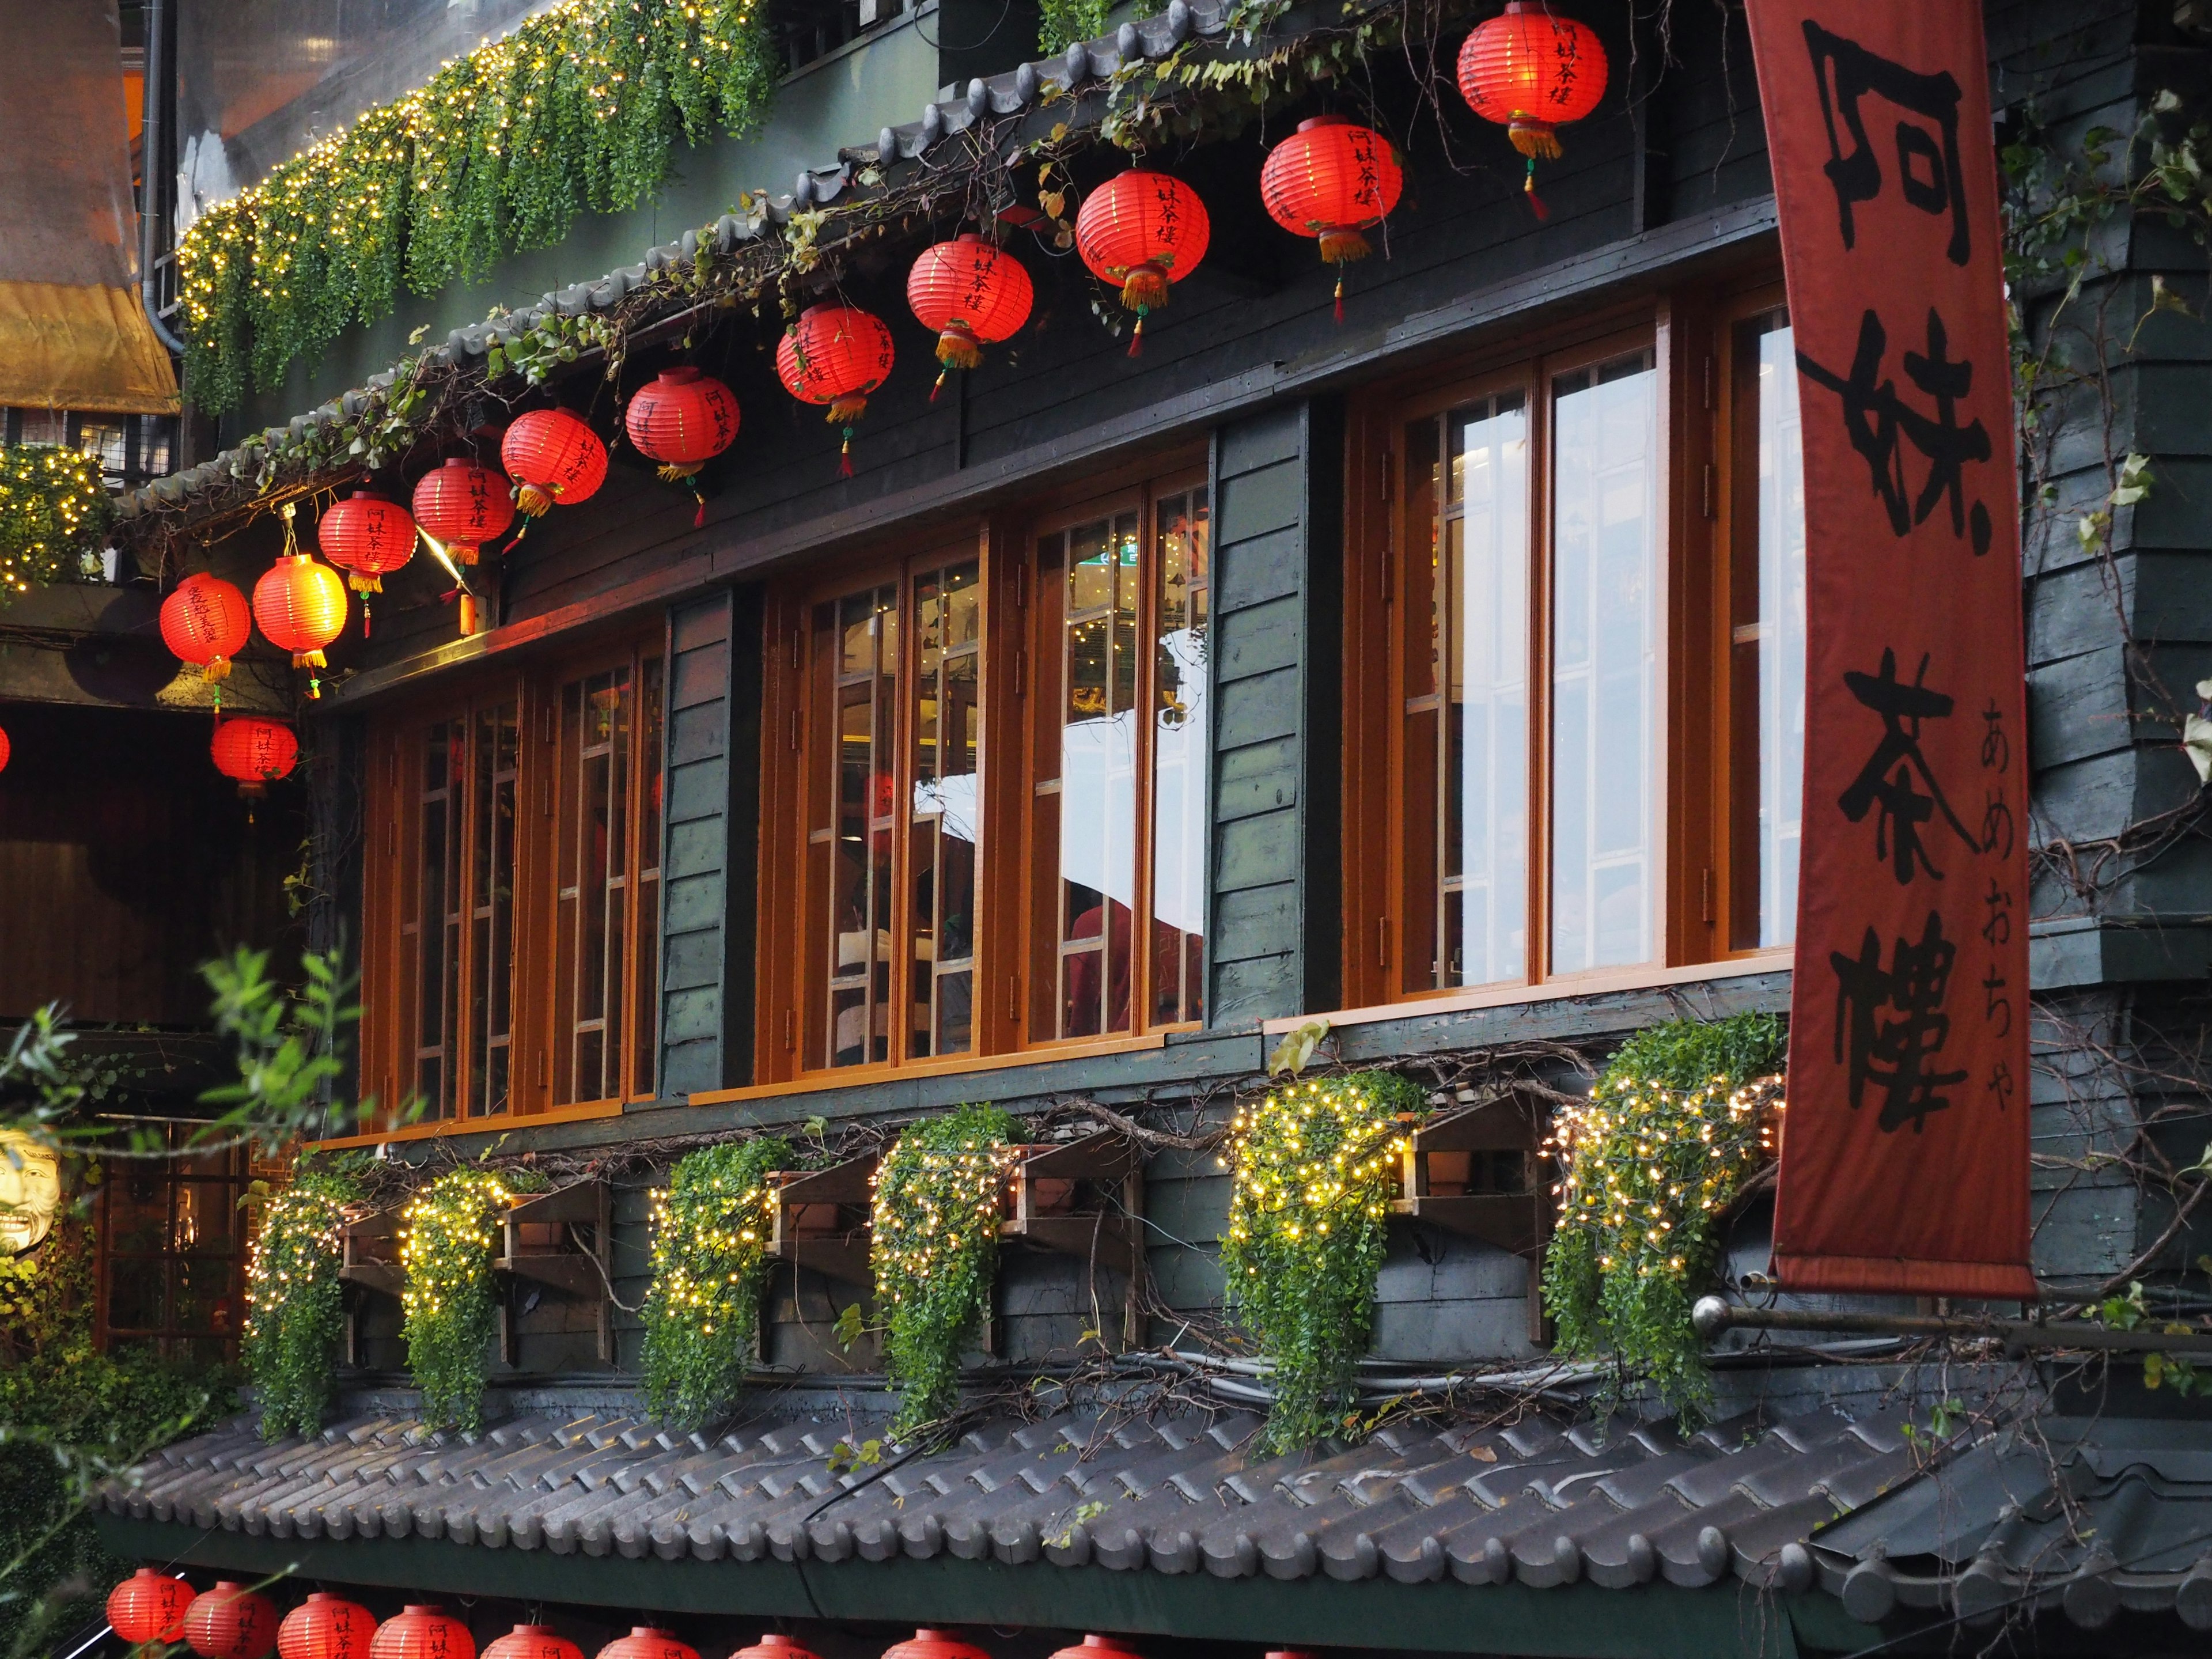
[657,590,733,1098]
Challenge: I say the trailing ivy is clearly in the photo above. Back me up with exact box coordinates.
[872,1104,1016,1438]
[400,1166,536,1433]
[1222,1070,1425,1455]
[176,0,781,411]
[0,447,109,599]
[241,1157,364,1442]
[1543,1013,1786,1419]
[641,1136,790,1431]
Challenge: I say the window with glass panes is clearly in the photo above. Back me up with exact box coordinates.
[802,555,983,1071]
[1028,479,1209,1040]
[553,650,665,1104]
[1349,293,1801,1006]
[97,1130,247,1361]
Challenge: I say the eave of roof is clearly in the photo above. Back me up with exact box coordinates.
[112,0,1265,548]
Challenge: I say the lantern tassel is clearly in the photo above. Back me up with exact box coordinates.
[201,657,232,685]
[657,461,704,484]
[692,490,709,529]
[1334,275,1345,324]
[1119,264,1171,315]
[930,369,948,403]
[1524,158,1550,221]
[1128,310,1146,359]
[515,482,555,517]
[839,429,855,478]
[934,326,983,373]
[346,571,382,593]
[1508,118,1562,161]
[292,649,326,671]
[361,597,372,639]
[454,543,480,566]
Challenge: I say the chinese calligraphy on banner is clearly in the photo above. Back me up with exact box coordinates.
[1748,1,2037,1297]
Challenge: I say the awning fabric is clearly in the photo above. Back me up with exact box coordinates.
[0,0,179,414]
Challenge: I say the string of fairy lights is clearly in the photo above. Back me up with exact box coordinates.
[399,1166,517,1434]
[241,1164,361,1441]
[0,446,108,593]
[640,1137,789,1431]
[177,0,779,412]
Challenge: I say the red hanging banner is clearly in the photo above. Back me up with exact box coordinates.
[1749,0,2036,1297]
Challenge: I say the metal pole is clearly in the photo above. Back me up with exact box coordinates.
[140,0,185,355]
[1692,1294,2212,1359]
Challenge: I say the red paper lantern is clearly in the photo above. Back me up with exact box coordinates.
[501,407,608,518]
[1047,1639,1143,1659]
[1260,115,1405,317]
[0,723,10,775]
[182,1581,279,1659]
[483,1628,586,1659]
[211,717,300,798]
[252,551,348,694]
[626,368,740,475]
[106,1567,195,1645]
[881,1633,991,1659]
[775,304,896,475]
[316,491,416,593]
[1456,2,1607,213]
[907,234,1034,391]
[1074,169,1210,354]
[731,1638,820,1659]
[593,1630,697,1659]
[411,457,516,564]
[369,1605,475,1659]
[278,1593,379,1659]
[160,571,253,696]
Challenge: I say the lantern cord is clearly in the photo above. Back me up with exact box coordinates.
[278,499,300,558]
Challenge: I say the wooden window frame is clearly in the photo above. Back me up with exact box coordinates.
[1342,273,1791,1013]
[93,1132,248,1360]
[1016,469,1211,1050]
[359,626,666,1133]
[756,529,999,1085]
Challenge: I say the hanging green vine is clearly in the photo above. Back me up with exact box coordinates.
[241,1158,364,1442]
[0,447,109,599]
[871,1104,1016,1438]
[400,1166,537,1433]
[1038,0,1110,55]
[640,1136,790,1431]
[1221,1070,1424,1455]
[176,0,780,412]
[1543,1014,1786,1419]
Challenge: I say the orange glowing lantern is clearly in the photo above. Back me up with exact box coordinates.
[625,367,741,525]
[276,1592,378,1659]
[160,571,253,703]
[483,1628,586,1659]
[501,407,608,518]
[775,304,896,475]
[593,1631,698,1659]
[210,717,299,800]
[411,457,516,564]
[252,546,348,696]
[107,1568,195,1646]
[906,234,1034,395]
[1074,169,1210,355]
[316,492,415,593]
[182,1581,279,1659]
[1260,115,1405,317]
[1456,2,1607,214]
[368,1605,475,1659]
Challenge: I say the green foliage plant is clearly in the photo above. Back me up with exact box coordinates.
[1543,1013,1786,1420]
[0,447,108,600]
[871,1103,1017,1438]
[1221,1069,1426,1455]
[175,0,781,411]
[400,1167,521,1433]
[242,1158,365,1441]
[641,1136,790,1430]
[1039,0,1108,54]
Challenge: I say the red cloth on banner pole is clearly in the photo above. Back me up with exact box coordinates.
[1747,0,2037,1298]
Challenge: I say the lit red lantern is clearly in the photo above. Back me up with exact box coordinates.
[160,571,254,702]
[1456,2,1607,215]
[1074,169,1210,355]
[106,1567,195,1645]
[483,1628,586,1659]
[278,1592,378,1659]
[1047,1639,1143,1659]
[593,1631,697,1659]
[411,457,516,564]
[368,1605,475,1659]
[1260,115,1405,319]
[182,1581,279,1659]
[906,234,1034,395]
[501,407,608,519]
[252,550,349,696]
[731,1637,820,1659]
[881,1633,991,1659]
[211,717,300,800]
[0,723,10,775]
[625,367,740,527]
[316,492,415,593]
[775,304,896,476]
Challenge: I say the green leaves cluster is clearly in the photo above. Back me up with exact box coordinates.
[871,1103,1016,1438]
[400,1167,518,1433]
[1039,0,1108,55]
[0,447,108,600]
[1543,1013,1786,1419]
[1221,1070,1425,1455]
[176,0,779,411]
[641,1136,790,1431]
[243,1158,365,1442]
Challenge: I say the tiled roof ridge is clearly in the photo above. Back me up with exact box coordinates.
[101,1395,1949,1600]
[116,0,1256,536]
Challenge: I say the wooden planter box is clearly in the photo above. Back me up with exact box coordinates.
[495,1183,613,1365]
